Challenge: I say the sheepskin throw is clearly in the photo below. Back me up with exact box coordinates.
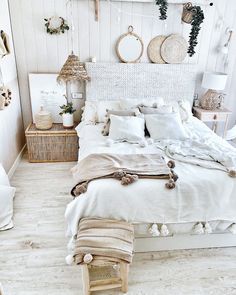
[71,153,177,197]
[73,218,134,264]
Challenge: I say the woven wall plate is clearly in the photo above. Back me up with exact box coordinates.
[147,36,167,64]
[161,34,188,64]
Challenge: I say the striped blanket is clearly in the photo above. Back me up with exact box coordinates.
[74,218,134,264]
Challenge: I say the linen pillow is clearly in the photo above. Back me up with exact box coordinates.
[109,115,145,142]
[81,101,97,123]
[145,112,188,140]
[0,185,15,230]
[102,109,138,136]
[139,105,173,114]
[120,97,164,110]
[0,163,10,186]
[96,101,121,122]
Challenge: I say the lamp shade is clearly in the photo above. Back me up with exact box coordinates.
[57,53,90,84]
[201,72,227,91]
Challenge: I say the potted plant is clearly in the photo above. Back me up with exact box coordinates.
[59,99,76,129]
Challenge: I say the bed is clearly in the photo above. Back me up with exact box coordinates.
[65,63,236,252]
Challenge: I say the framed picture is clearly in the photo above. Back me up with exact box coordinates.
[29,73,66,123]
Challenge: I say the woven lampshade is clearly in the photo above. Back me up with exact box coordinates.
[57,53,90,83]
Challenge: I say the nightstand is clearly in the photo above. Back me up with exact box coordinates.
[25,123,78,162]
[193,107,232,138]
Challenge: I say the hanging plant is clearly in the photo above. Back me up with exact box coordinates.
[183,4,204,57]
[156,0,168,20]
[44,16,69,35]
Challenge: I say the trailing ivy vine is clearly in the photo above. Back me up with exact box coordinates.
[156,0,168,20]
[188,6,204,57]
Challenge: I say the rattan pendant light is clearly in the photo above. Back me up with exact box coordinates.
[57,52,90,84]
[57,0,90,92]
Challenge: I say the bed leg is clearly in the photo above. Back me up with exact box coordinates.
[120,262,129,293]
[82,264,91,295]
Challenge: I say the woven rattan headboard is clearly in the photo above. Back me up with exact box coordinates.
[85,62,197,103]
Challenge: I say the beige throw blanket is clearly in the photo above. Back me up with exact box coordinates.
[71,153,177,197]
[74,218,134,264]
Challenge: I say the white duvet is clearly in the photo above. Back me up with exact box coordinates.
[65,117,236,237]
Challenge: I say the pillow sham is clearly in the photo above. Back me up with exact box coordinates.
[139,105,173,114]
[0,185,15,230]
[109,114,145,142]
[145,112,188,140]
[97,101,121,123]
[102,109,138,136]
[81,101,97,123]
[120,97,164,110]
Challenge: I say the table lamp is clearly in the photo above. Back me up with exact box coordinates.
[200,72,228,110]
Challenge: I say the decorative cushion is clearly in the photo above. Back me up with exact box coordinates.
[102,109,138,136]
[109,115,145,142]
[96,101,121,123]
[120,97,164,110]
[81,101,97,123]
[0,185,15,230]
[145,112,188,140]
[139,105,173,114]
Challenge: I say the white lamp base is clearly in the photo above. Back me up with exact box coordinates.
[200,89,225,110]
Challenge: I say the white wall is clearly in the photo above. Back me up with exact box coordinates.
[0,0,25,173]
[8,0,236,129]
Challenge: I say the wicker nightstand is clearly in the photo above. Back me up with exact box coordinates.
[25,123,78,162]
[193,107,232,138]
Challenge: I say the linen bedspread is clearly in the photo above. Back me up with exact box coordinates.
[65,117,236,237]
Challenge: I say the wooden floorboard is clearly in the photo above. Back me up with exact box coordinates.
[0,155,236,295]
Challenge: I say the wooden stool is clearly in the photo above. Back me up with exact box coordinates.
[81,256,129,295]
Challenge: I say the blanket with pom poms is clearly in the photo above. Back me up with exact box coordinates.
[71,153,178,197]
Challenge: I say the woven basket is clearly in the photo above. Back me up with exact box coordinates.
[25,123,78,162]
[182,2,197,24]
[35,106,53,130]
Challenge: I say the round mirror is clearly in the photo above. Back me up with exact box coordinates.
[116,26,144,63]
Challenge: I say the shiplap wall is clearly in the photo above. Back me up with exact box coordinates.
[8,0,236,129]
[0,0,25,173]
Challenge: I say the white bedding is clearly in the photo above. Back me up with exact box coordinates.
[65,118,236,237]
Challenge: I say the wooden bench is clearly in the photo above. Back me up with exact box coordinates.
[82,256,129,295]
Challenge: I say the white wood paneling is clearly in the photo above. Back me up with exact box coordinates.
[8,0,236,129]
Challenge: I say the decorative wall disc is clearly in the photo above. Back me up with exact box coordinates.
[161,34,188,64]
[147,35,167,64]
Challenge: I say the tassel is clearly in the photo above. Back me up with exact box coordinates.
[165,179,176,189]
[65,255,74,265]
[228,223,236,234]
[67,236,76,251]
[228,170,236,178]
[106,138,114,147]
[83,253,93,264]
[139,140,148,148]
[75,182,88,196]
[121,174,138,185]
[160,224,169,236]
[193,222,204,235]
[147,138,154,145]
[204,222,212,234]
[149,223,160,237]
[167,160,175,169]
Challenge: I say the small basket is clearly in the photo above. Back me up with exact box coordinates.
[35,106,53,130]
[182,2,197,24]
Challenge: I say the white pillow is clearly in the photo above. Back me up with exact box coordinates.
[145,112,188,140]
[169,100,193,122]
[81,101,97,123]
[0,163,9,186]
[96,101,121,122]
[0,185,15,230]
[109,115,145,142]
[139,105,173,114]
[120,97,164,110]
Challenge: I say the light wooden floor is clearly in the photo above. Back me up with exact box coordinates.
[1,155,236,295]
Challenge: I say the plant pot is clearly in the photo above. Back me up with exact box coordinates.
[62,113,74,129]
